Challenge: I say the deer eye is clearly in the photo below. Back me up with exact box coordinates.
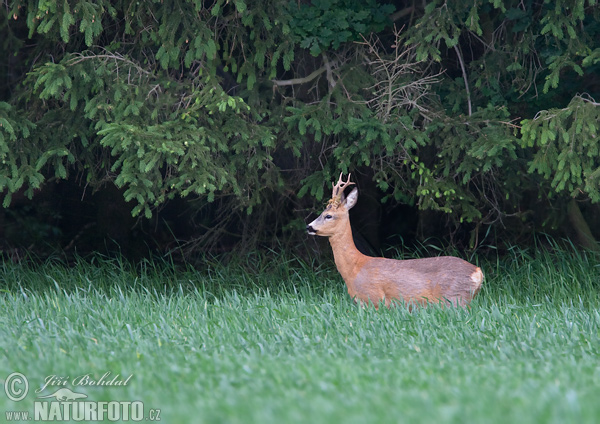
[325,214,333,220]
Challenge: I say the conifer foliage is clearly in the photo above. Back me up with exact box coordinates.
[0,0,599,252]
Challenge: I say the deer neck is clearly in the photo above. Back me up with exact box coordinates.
[328,219,367,288]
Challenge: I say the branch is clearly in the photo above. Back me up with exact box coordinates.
[357,30,442,122]
[579,93,600,107]
[65,50,152,76]
[390,6,415,22]
[322,53,336,89]
[532,93,600,120]
[454,45,472,116]
[271,60,338,87]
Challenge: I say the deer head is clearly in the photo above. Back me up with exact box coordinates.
[306,173,358,237]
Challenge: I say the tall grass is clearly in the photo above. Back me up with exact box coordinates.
[0,246,599,423]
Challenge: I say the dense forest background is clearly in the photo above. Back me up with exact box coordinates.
[0,0,599,261]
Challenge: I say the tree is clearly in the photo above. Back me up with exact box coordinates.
[0,0,599,256]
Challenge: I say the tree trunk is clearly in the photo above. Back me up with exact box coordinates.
[567,199,599,251]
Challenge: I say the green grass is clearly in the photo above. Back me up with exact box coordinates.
[1,247,599,423]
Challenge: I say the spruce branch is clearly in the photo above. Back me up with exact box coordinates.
[65,50,152,77]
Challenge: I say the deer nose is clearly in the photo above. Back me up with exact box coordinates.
[306,225,317,235]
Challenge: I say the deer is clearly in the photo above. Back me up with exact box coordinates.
[306,173,483,308]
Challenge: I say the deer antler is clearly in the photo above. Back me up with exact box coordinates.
[329,173,355,207]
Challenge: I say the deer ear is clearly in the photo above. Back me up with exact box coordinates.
[343,187,358,210]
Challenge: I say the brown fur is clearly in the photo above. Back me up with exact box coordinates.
[307,178,483,308]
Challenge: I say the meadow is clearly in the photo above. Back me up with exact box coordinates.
[1,245,599,423]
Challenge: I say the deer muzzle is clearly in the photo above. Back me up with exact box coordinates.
[306,224,317,235]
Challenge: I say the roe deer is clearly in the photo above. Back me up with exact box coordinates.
[306,173,483,308]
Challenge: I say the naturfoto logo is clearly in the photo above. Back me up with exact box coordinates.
[37,388,88,401]
[4,372,161,422]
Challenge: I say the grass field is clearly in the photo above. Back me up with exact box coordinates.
[1,245,599,423]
